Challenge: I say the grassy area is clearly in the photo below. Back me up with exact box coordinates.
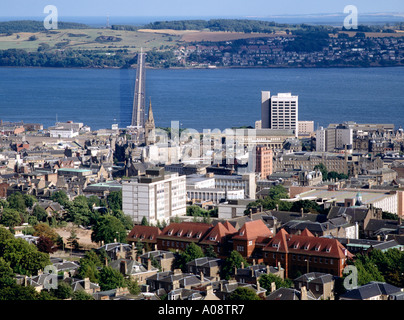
[0,28,182,53]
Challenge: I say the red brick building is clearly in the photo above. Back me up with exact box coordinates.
[262,228,354,278]
[232,219,273,263]
[126,225,162,250]
[199,221,238,258]
[157,222,213,252]
[256,146,273,179]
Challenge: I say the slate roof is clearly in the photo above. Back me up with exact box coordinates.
[339,281,403,300]
[327,206,370,222]
[186,257,222,268]
[294,272,334,285]
[266,287,317,300]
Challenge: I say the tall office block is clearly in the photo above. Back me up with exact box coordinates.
[261,91,299,137]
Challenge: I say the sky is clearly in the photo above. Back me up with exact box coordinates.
[1,0,404,18]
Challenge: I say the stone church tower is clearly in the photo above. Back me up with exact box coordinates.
[144,99,156,145]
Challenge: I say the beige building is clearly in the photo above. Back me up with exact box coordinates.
[298,121,314,137]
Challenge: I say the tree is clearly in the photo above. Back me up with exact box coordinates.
[221,250,248,280]
[126,278,141,295]
[141,216,149,226]
[33,223,58,242]
[259,274,292,293]
[50,190,69,207]
[0,208,21,228]
[32,205,48,222]
[98,266,126,291]
[91,215,127,244]
[228,287,261,300]
[23,194,37,208]
[72,290,95,300]
[205,245,217,258]
[7,192,26,212]
[77,250,103,283]
[0,237,50,276]
[175,242,205,271]
[67,230,80,251]
[314,163,328,181]
[36,236,57,254]
[107,190,122,212]
[51,281,73,299]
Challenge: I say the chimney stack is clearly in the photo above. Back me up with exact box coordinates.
[200,271,204,283]
[84,277,90,291]
[300,286,308,300]
[147,259,152,271]
[271,282,276,293]
[300,207,304,217]
[120,260,127,275]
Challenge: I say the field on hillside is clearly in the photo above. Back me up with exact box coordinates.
[139,28,293,42]
[0,28,182,52]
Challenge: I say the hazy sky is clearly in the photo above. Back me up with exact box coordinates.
[1,0,404,17]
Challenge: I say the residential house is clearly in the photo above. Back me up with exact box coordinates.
[339,281,403,300]
[235,263,284,284]
[109,258,159,285]
[266,286,316,300]
[293,272,335,300]
[186,257,222,280]
[139,250,175,272]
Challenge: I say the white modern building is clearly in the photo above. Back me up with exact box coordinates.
[261,91,299,137]
[316,124,353,152]
[122,167,186,225]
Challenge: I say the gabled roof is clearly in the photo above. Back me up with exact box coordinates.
[127,225,162,242]
[294,272,334,284]
[158,222,213,242]
[231,219,273,241]
[200,222,238,245]
[263,228,353,259]
[266,287,316,300]
[340,281,402,300]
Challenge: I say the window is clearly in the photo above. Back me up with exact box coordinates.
[248,241,253,246]
[237,245,244,252]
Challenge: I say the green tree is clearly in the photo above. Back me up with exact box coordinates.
[126,278,141,295]
[98,266,126,291]
[314,163,328,181]
[72,290,95,300]
[221,250,248,280]
[259,274,292,293]
[23,194,37,208]
[51,281,73,299]
[0,237,50,276]
[175,242,205,271]
[228,287,261,300]
[0,208,21,227]
[141,216,149,226]
[91,215,127,244]
[50,190,69,207]
[107,190,122,212]
[32,205,48,222]
[7,192,26,212]
[77,250,103,283]
[205,245,217,258]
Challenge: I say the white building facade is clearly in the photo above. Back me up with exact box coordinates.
[122,169,186,225]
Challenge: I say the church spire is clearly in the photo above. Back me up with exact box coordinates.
[147,98,154,123]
